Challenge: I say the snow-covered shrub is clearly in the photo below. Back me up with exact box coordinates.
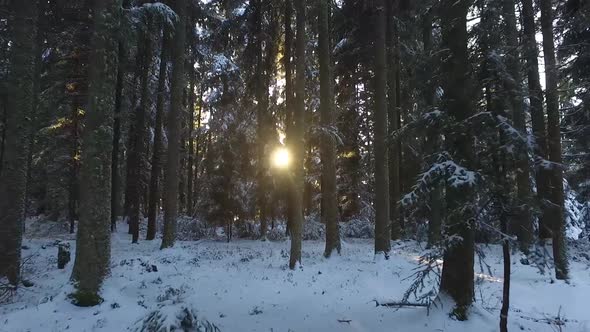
[134,306,219,332]
[341,218,374,239]
[302,218,325,241]
[234,220,258,239]
[266,225,287,242]
[175,216,215,241]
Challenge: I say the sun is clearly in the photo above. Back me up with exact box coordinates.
[271,147,291,169]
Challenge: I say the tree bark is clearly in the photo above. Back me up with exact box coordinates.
[422,9,442,247]
[128,21,153,244]
[319,0,340,257]
[386,0,401,241]
[503,0,532,252]
[111,40,126,232]
[521,0,552,241]
[161,0,187,249]
[373,0,391,256]
[71,0,120,303]
[439,0,475,318]
[284,0,294,237]
[255,0,269,238]
[187,24,196,216]
[0,0,38,285]
[147,34,168,240]
[539,0,569,280]
[289,0,306,269]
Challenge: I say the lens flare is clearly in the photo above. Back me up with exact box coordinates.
[272,147,291,169]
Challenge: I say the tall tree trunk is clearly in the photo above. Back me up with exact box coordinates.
[319,0,340,257]
[521,0,552,241]
[255,0,268,238]
[422,9,442,247]
[129,22,152,244]
[71,0,120,303]
[373,0,391,256]
[0,99,6,177]
[0,0,38,285]
[289,0,306,269]
[539,0,569,280]
[386,0,401,241]
[147,34,168,240]
[68,103,80,234]
[161,0,187,249]
[284,0,294,236]
[111,41,126,232]
[503,0,532,252]
[439,0,475,318]
[186,26,196,216]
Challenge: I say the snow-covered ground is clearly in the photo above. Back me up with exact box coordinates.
[2,219,590,332]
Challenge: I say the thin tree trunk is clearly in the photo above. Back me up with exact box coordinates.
[186,29,196,216]
[500,210,511,332]
[284,0,294,237]
[255,0,268,238]
[68,102,80,234]
[71,0,120,303]
[422,9,442,247]
[386,0,401,241]
[289,0,306,269]
[0,0,38,285]
[503,0,532,252]
[161,0,187,249]
[129,22,152,244]
[539,0,569,280]
[521,0,552,240]
[373,0,391,257]
[147,34,168,241]
[319,0,340,257]
[111,41,125,232]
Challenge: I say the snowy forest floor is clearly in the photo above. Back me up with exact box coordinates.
[2,218,590,332]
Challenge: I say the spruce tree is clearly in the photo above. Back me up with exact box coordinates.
[70,0,121,305]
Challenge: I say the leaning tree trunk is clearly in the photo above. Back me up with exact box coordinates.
[521,0,552,241]
[0,0,38,285]
[147,33,168,241]
[319,0,340,257]
[70,0,120,305]
[128,22,153,244]
[289,0,306,269]
[539,0,569,280]
[161,0,187,249]
[438,0,475,319]
[373,0,391,257]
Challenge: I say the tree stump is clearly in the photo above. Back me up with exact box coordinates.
[58,242,71,269]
